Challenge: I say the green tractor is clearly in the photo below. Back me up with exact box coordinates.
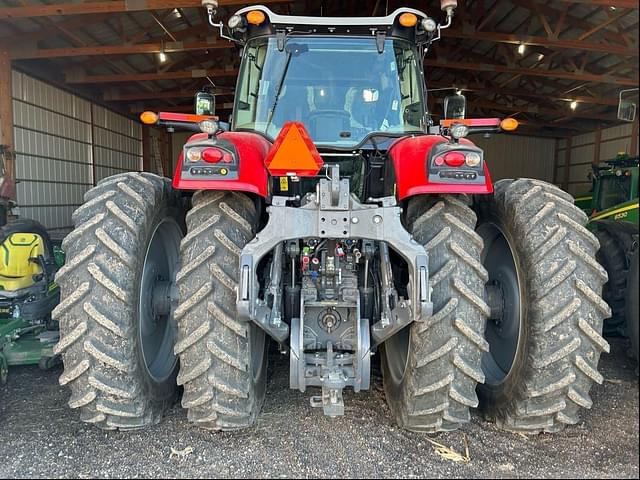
[587,153,639,365]
[0,145,64,384]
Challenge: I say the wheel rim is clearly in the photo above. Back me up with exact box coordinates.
[384,324,411,385]
[139,218,182,383]
[478,221,523,386]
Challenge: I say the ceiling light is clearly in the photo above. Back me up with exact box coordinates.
[518,44,526,55]
[609,6,616,11]
[537,53,545,61]
[570,100,578,110]
[158,51,167,63]
[173,8,182,17]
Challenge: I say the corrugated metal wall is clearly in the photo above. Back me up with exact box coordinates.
[474,134,556,182]
[11,70,142,230]
[556,123,639,196]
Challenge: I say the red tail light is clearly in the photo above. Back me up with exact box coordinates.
[443,152,466,167]
[202,148,223,163]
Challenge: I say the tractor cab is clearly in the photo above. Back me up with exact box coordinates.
[227,6,433,148]
[591,153,639,216]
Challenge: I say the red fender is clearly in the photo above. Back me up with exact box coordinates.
[389,135,493,200]
[172,131,271,198]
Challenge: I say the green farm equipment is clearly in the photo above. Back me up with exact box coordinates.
[587,153,638,363]
[0,146,64,384]
[0,220,64,384]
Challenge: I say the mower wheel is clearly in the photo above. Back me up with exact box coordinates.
[54,172,185,430]
[475,179,610,433]
[382,195,489,432]
[175,191,268,430]
[39,355,62,371]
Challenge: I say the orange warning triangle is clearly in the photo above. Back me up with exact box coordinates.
[265,122,324,177]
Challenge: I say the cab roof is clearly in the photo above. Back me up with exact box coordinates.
[232,5,433,44]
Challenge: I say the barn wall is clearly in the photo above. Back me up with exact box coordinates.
[11,70,143,231]
[556,123,639,196]
[474,134,556,182]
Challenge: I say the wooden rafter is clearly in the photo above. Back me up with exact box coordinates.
[0,0,290,19]
[65,67,240,84]
[10,39,231,59]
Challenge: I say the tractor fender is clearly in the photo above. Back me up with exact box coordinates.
[172,131,271,198]
[389,135,493,200]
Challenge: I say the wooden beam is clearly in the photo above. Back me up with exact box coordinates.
[65,67,240,84]
[593,126,602,165]
[0,50,12,149]
[0,14,106,44]
[554,0,638,8]
[553,138,561,185]
[447,28,639,56]
[105,89,233,101]
[466,99,616,121]
[631,117,639,156]
[142,125,151,173]
[424,60,638,87]
[130,102,234,113]
[563,137,573,191]
[0,49,15,199]
[0,0,289,19]
[429,82,619,107]
[509,0,630,46]
[11,39,230,60]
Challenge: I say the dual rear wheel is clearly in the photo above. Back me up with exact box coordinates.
[383,179,610,433]
[56,174,609,433]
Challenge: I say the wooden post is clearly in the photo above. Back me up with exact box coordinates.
[593,125,602,166]
[552,137,560,185]
[166,131,173,178]
[630,116,639,156]
[0,49,15,199]
[142,125,151,172]
[563,136,572,192]
[89,103,97,186]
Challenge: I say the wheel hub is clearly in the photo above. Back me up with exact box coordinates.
[478,221,523,386]
[138,218,182,383]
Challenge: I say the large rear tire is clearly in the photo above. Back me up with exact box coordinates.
[475,179,610,433]
[382,195,489,432]
[175,191,268,430]
[594,227,629,335]
[626,244,639,366]
[54,173,184,430]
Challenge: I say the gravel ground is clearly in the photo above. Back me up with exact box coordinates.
[1,338,638,479]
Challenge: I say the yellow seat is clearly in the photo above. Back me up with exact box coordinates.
[0,233,45,292]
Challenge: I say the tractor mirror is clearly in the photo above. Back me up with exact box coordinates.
[444,93,466,120]
[195,90,216,116]
[618,89,638,122]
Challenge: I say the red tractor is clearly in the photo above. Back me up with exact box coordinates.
[53,1,610,433]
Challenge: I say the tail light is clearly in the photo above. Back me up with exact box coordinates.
[443,152,466,167]
[433,150,483,168]
[202,147,233,163]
